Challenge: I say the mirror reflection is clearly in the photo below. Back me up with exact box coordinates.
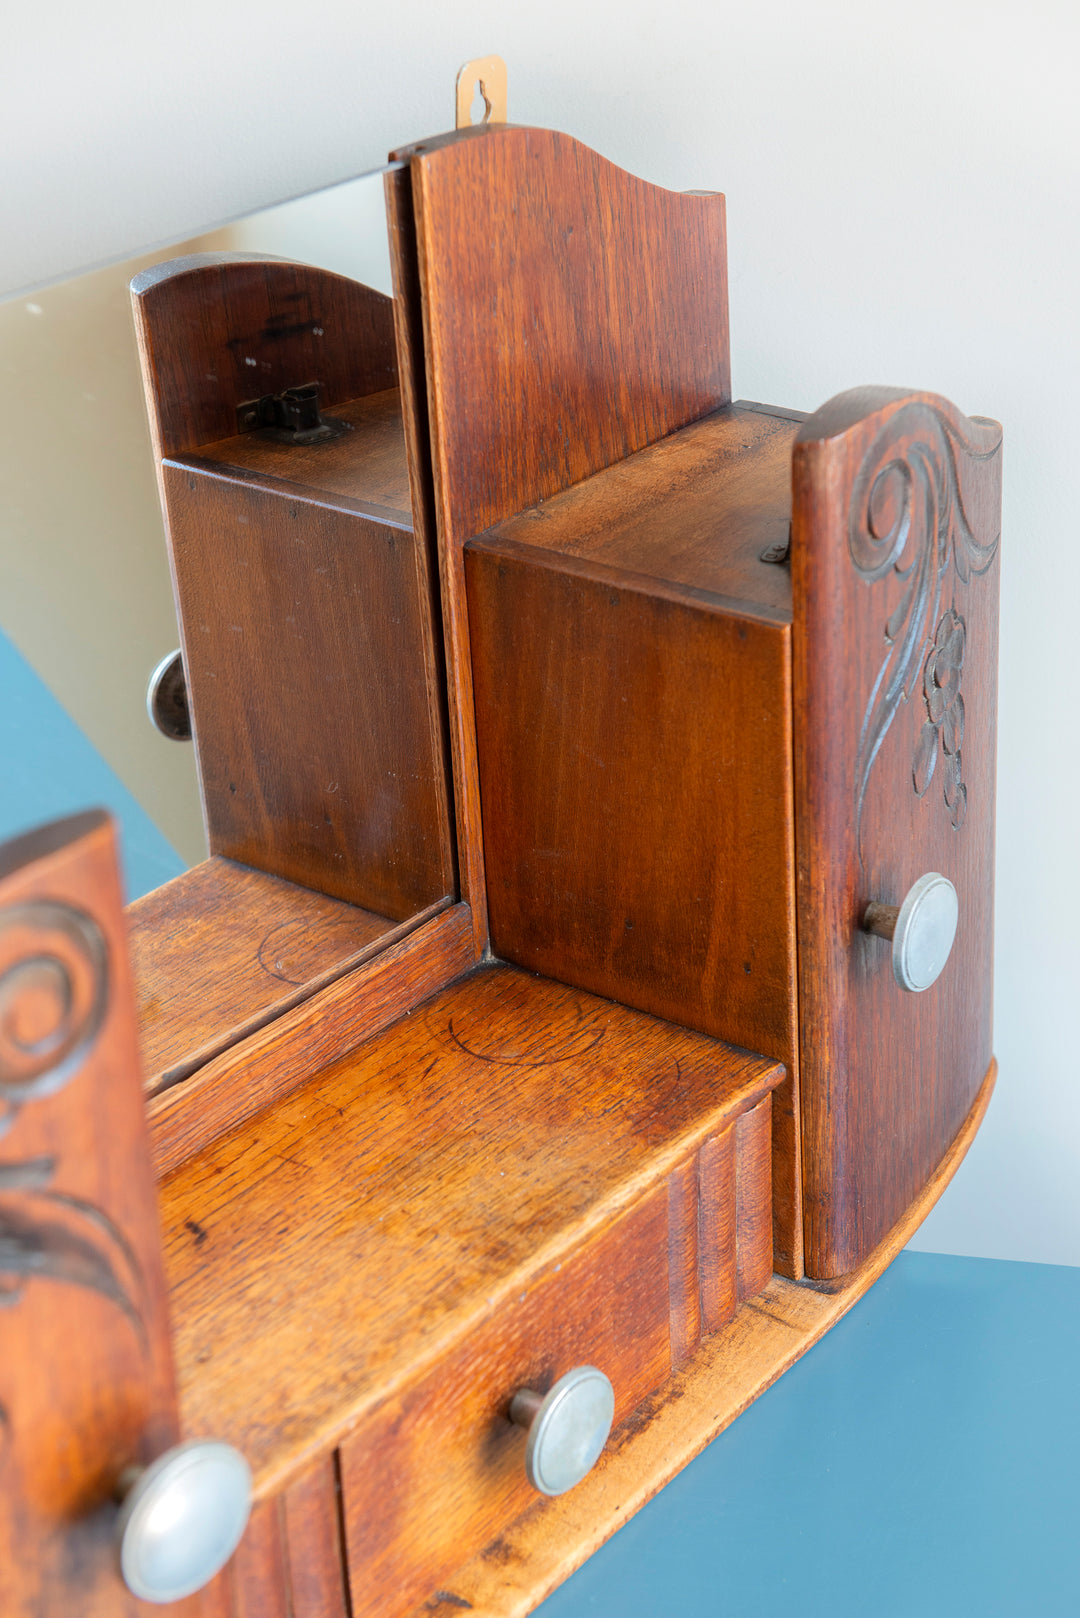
[0,169,459,1093]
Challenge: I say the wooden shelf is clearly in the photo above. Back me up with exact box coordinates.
[190,387,414,521]
[128,856,424,1095]
[476,401,801,621]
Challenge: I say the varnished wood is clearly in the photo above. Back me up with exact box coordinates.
[158,962,781,1483]
[128,855,417,1094]
[792,389,1001,1276]
[133,253,457,923]
[3,122,1004,1618]
[147,902,475,1177]
[130,253,398,459]
[384,161,479,949]
[280,1457,351,1618]
[391,123,731,957]
[465,497,801,1273]
[735,1098,773,1301]
[0,813,178,1618]
[482,402,796,616]
[340,1187,672,1618]
[195,388,413,515]
[397,124,730,543]
[158,451,454,916]
[396,1059,996,1618]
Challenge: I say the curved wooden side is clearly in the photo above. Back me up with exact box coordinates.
[792,388,1002,1277]
[408,1057,996,1618]
[131,252,398,458]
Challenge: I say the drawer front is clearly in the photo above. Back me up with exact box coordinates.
[339,1185,670,1618]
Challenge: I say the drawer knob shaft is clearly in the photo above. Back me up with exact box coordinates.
[510,1365,615,1496]
[116,1439,252,1603]
[863,872,959,992]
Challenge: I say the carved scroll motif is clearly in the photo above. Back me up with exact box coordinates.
[0,900,145,1346]
[849,402,1001,858]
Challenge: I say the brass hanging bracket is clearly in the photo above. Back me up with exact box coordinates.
[456,55,508,129]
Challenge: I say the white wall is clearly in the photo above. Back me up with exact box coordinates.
[4,0,1077,1264]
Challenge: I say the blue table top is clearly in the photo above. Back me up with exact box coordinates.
[538,1248,1080,1618]
[5,626,1077,1618]
[0,627,184,899]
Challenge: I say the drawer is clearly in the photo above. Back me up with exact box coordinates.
[161,965,782,1617]
[340,1097,775,1618]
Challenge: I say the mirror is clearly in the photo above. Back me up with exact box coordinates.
[0,168,459,1094]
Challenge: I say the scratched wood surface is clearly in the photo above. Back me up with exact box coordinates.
[146,902,475,1177]
[396,1060,996,1618]
[159,965,782,1488]
[0,813,179,1618]
[482,402,798,616]
[792,389,1001,1276]
[128,856,408,1094]
[465,403,802,1272]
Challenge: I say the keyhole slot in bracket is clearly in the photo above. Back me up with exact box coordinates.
[456,54,508,129]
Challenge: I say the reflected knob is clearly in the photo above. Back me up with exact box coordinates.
[116,1440,252,1603]
[862,872,959,993]
[510,1366,615,1496]
[146,649,191,741]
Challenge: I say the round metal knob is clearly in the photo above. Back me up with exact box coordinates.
[510,1366,615,1497]
[116,1440,252,1603]
[863,872,959,993]
[146,649,191,741]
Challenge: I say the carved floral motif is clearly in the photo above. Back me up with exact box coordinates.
[849,402,1000,857]
[0,899,144,1355]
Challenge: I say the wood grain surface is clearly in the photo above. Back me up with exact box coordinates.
[158,963,782,1485]
[396,1060,996,1618]
[147,902,475,1177]
[397,124,730,543]
[384,160,480,952]
[159,451,455,917]
[195,387,413,516]
[131,253,398,460]
[792,389,1001,1276]
[390,123,731,955]
[482,402,796,616]
[128,856,407,1093]
[465,521,800,1273]
[0,813,179,1618]
[133,251,456,925]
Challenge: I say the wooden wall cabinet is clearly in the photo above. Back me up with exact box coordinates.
[1,103,1000,1618]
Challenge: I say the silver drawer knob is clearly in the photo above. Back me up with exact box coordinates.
[116,1440,252,1603]
[863,872,959,992]
[510,1366,615,1496]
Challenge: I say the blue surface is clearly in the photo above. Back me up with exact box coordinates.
[0,626,185,898]
[538,1250,1080,1618]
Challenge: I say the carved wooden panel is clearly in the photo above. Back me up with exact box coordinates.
[0,812,179,1617]
[792,388,1001,1277]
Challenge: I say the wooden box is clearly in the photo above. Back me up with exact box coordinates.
[0,88,1000,1618]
